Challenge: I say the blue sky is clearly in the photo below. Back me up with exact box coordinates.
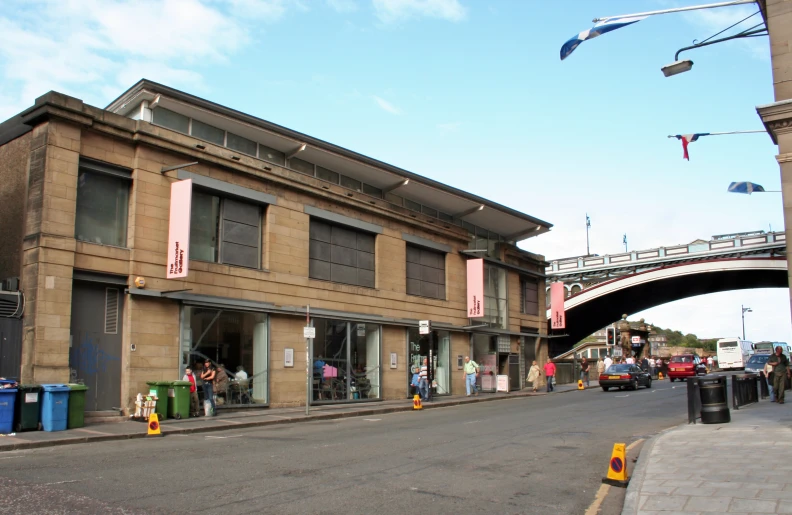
[0,0,787,343]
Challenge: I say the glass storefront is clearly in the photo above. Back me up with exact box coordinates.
[182,306,268,405]
[407,328,450,397]
[472,334,498,392]
[311,319,381,403]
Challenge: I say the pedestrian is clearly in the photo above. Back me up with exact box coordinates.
[580,358,590,387]
[603,355,613,372]
[182,367,200,417]
[640,355,650,373]
[597,359,605,377]
[648,356,656,377]
[543,359,556,392]
[625,355,635,365]
[767,346,790,404]
[707,355,714,371]
[764,358,776,402]
[419,357,430,401]
[462,356,479,396]
[527,360,541,392]
[410,366,421,397]
[234,365,248,381]
[200,359,216,416]
[656,357,664,376]
[214,364,230,405]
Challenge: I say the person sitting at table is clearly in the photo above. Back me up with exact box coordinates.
[235,366,248,381]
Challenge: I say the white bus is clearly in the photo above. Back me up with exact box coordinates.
[752,341,791,357]
[716,338,753,370]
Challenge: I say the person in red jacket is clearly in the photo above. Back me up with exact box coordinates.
[182,367,199,417]
[543,359,557,392]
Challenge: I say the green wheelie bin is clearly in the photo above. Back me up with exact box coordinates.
[67,384,89,429]
[168,381,192,420]
[15,385,42,432]
[146,381,170,420]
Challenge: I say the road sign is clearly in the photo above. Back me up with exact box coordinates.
[419,320,430,335]
[303,326,315,339]
[631,336,641,344]
[612,346,623,357]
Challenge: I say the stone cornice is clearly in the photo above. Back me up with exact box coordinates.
[756,99,792,145]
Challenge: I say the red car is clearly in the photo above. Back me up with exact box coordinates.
[667,354,707,382]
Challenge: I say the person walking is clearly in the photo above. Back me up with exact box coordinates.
[603,355,613,372]
[767,346,790,404]
[596,359,605,377]
[648,356,656,377]
[580,358,590,387]
[200,359,217,416]
[462,356,479,396]
[419,357,430,401]
[543,359,556,392]
[526,360,541,392]
[763,359,776,402]
[182,367,200,418]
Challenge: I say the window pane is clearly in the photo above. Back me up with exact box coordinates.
[404,198,422,213]
[312,320,349,402]
[227,132,257,156]
[439,212,454,222]
[309,219,375,288]
[75,170,129,247]
[483,265,508,328]
[316,166,339,184]
[258,144,285,165]
[152,108,189,133]
[220,198,259,269]
[340,175,362,192]
[362,183,382,198]
[191,119,225,146]
[290,157,315,176]
[405,245,445,300]
[422,205,438,218]
[351,323,380,399]
[384,192,402,206]
[190,191,220,262]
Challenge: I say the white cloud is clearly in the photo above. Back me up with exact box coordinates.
[327,0,358,12]
[373,95,402,114]
[372,0,466,24]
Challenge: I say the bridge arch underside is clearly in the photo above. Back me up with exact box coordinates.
[548,259,788,357]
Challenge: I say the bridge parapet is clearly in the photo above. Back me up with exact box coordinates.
[546,231,786,275]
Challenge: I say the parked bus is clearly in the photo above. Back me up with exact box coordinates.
[752,341,790,357]
[716,338,753,370]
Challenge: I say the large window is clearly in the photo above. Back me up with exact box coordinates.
[190,191,261,269]
[75,165,130,247]
[309,219,375,288]
[311,319,380,403]
[520,277,539,315]
[182,307,268,405]
[483,265,508,329]
[407,328,450,397]
[406,245,446,300]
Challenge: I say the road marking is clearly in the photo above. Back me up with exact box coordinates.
[463,420,482,425]
[204,435,243,439]
[584,483,610,515]
[364,419,381,422]
[626,438,644,451]
[615,394,629,398]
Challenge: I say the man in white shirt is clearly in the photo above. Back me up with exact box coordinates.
[603,355,613,372]
[626,356,635,365]
[234,366,248,381]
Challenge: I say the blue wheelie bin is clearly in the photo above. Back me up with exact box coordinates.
[0,382,17,434]
[40,384,70,432]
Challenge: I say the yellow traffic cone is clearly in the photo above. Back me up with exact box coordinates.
[577,379,585,390]
[147,413,163,437]
[658,372,664,380]
[413,394,423,410]
[602,443,629,487]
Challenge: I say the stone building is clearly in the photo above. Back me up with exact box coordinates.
[0,80,552,412]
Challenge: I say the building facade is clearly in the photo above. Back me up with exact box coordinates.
[0,80,551,412]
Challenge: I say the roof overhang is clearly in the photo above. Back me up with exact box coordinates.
[106,79,552,242]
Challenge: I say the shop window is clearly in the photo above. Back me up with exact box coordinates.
[75,167,130,247]
[311,320,380,403]
[182,307,268,405]
[152,107,189,133]
[227,132,257,156]
[309,219,375,288]
[520,276,539,315]
[407,328,450,397]
[189,190,261,269]
[406,245,445,300]
[483,265,508,329]
[191,119,225,146]
[258,144,285,165]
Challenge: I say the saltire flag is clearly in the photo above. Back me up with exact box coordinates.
[560,16,647,60]
[727,182,766,194]
[674,133,710,160]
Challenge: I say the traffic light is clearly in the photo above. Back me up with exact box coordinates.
[606,327,615,346]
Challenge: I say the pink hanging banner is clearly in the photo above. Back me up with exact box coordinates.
[466,259,484,318]
[166,179,192,279]
[550,282,565,329]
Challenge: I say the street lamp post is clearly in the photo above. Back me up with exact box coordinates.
[741,305,752,340]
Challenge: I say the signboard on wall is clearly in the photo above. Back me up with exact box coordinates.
[496,375,509,393]
[550,282,566,330]
[419,320,430,335]
[466,259,484,318]
[166,179,192,279]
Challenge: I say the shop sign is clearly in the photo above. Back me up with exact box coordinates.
[631,336,641,344]
[166,179,192,279]
[303,326,315,339]
[419,320,430,335]
[466,259,484,318]
[550,282,565,329]
[496,375,509,393]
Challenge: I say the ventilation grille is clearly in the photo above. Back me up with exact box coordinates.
[0,291,23,318]
[105,288,119,334]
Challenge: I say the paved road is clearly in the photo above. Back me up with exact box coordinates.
[0,382,694,515]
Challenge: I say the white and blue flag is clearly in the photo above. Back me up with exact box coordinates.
[560,16,647,60]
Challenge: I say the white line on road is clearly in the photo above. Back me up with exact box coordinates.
[204,435,244,439]
[463,420,482,425]
[364,419,381,422]
[615,395,629,398]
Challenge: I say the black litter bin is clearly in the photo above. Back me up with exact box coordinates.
[699,375,730,424]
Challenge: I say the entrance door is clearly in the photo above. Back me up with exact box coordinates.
[70,282,123,411]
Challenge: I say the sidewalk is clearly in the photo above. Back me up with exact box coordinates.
[0,380,593,452]
[623,397,792,514]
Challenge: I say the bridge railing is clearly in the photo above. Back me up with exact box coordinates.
[546,231,785,274]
